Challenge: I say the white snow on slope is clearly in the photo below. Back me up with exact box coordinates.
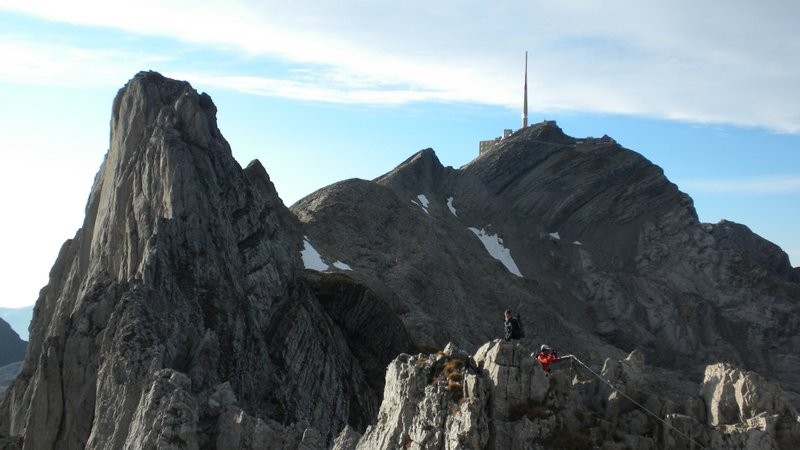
[468,227,523,277]
[412,194,430,214]
[332,260,352,270]
[447,197,457,216]
[301,237,329,271]
[417,194,430,209]
[549,231,561,240]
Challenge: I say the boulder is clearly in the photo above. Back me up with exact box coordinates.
[702,363,795,426]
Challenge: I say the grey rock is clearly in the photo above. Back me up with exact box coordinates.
[121,369,199,450]
[214,406,302,450]
[473,340,548,420]
[330,425,361,450]
[2,72,799,450]
[293,120,800,408]
[346,342,800,449]
[356,348,490,450]
[0,363,22,399]
[0,72,413,449]
[701,363,796,427]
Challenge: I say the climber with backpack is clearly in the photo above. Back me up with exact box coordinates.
[531,344,559,373]
[503,309,524,341]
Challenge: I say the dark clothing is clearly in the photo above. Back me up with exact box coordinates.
[504,317,523,341]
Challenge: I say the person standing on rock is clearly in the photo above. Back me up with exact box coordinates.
[503,309,524,341]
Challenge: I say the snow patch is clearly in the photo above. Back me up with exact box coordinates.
[417,194,430,209]
[573,241,582,246]
[447,197,457,216]
[412,194,430,214]
[468,227,523,277]
[301,237,329,271]
[332,260,352,270]
[549,232,561,240]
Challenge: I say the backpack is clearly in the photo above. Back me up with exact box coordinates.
[513,314,525,339]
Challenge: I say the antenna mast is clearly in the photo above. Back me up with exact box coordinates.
[522,51,528,129]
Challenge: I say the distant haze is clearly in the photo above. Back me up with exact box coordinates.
[0,307,33,341]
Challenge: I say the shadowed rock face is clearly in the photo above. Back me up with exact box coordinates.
[294,120,800,406]
[334,342,800,450]
[0,72,414,449]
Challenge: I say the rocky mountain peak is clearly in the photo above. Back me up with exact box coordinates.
[85,70,244,283]
[1,72,410,449]
[2,72,798,449]
[514,119,573,143]
[375,147,447,195]
[705,220,799,283]
[297,115,800,409]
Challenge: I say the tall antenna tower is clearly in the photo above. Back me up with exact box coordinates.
[522,51,528,129]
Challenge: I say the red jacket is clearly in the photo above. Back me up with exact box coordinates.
[537,352,558,372]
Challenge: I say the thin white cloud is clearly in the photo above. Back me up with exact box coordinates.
[1,0,799,132]
[0,38,170,86]
[679,175,800,194]
[174,73,461,106]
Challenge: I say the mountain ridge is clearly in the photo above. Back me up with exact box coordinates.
[1,72,798,449]
[296,119,800,400]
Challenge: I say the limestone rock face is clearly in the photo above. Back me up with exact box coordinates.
[355,344,491,450]
[0,363,22,400]
[2,72,799,449]
[698,363,800,450]
[702,363,796,427]
[293,120,800,406]
[346,341,800,449]
[0,72,413,449]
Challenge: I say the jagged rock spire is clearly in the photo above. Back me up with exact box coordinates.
[1,72,409,449]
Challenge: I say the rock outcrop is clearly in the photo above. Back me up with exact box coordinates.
[0,363,23,400]
[0,72,414,449]
[340,341,800,449]
[1,72,798,449]
[293,120,800,406]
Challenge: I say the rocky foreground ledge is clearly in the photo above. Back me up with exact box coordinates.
[332,340,800,450]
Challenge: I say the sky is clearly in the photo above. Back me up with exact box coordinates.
[0,1,798,308]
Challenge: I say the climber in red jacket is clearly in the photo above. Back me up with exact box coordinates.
[532,344,559,373]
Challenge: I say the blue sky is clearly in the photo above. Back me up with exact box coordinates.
[0,1,798,307]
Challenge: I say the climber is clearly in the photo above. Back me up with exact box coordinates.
[531,344,559,373]
[503,309,524,341]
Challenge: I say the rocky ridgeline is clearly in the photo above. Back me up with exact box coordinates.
[295,120,800,406]
[1,72,799,449]
[0,72,414,449]
[333,341,800,450]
